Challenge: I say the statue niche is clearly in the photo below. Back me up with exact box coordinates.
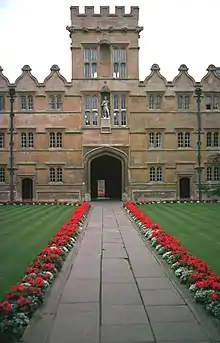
[100,82,110,119]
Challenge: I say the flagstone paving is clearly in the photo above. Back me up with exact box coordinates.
[22,202,220,343]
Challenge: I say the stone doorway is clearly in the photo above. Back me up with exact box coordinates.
[91,155,122,200]
[179,177,191,199]
[21,178,33,201]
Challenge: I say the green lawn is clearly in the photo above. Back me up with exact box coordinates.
[138,203,220,275]
[0,205,76,301]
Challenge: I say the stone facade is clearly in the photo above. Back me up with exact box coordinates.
[0,6,220,201]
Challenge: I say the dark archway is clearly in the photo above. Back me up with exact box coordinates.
[91,155,122,200]
[179,177,191,199]
[22,178,33,200]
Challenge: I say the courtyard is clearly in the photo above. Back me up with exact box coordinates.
[0,204,76,301]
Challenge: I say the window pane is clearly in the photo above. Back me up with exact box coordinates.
[214,167,220,181]
[85,95,90,109]
[113,63,119,78]
[113,111,119,126]
[84,48,90,62]
[185,132,190,147]
[0,167,5,182]
[92,111,98,126]
[157,167,162,181]
[178,95,183,110]
[178,132,183,147]
[149,132,154,147]
[0,95,5,111]
[85,110,90,126]
[56,95,62,110]
[91,63,97,78]
[91,48,97,61]
[21,132,27,148]
[149,95,154,110]
[49,95,55,110]
[28,132,34,148]
[57,168,63,182]
[155,95,161,110]
[121,95,126,109]
[120,48,126,62]
[20,96,26,110]
[92,96,98,109]
[155,132,161,147]
[206,167,212,181]
[121,110,126,126]
[84,63,90,77]
[213,132,219,147]
[206,96,212,110]
[185,95,190,110]
[49,132,56,148]
[206,132,212,147]
[56,132,62,148]
[27,95,33,110]
[213,96,218,110]
[149,167,155,181]
[114,95,119,109]
[120,63,126,78]
[113,48,119,62]
[50,168,56,182]
[0,133,5,148]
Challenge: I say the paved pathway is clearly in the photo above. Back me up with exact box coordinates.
[23,203,219,343]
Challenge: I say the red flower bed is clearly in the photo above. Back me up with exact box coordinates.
[0,202,90,341]
[124,202,220,320]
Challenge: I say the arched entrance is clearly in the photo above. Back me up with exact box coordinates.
[22,178,33,201]
[179,177,191,199]
[91,155,122,200]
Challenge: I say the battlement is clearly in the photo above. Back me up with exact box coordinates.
[70,6,139,29]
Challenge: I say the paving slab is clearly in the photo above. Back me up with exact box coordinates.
[22,202,217,343]
[47,303,99,343]
[102,283,142,305]
[101,324,154,343]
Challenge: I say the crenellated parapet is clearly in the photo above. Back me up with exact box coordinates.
[69,6,140,30]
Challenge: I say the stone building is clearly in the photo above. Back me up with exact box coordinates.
[0,5,220,202]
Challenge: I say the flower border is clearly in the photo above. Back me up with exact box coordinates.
[123,201,220,320]
[0,201,80,206]
[0,202,90,341]
[135,200,220,205]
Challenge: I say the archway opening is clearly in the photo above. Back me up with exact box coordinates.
[90,154,122,200]
[22,178,33,201]
[179,177,191,199]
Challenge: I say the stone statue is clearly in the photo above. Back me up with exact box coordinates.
[101,96,110,118]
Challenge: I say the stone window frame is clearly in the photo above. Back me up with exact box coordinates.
[48,94,63,111]
[0,166,5,183]
[147,92,163,111]
[112,46,127,79]
[20,131,34,149]
[0,93,5,111]
[19,94,34,111]
[49,167,63,183]
[205,93,220,111]
[112,93,127,127]
[49,131,63,148]
[206,131,220,148]
[177,93,191,111]
[206,166,220,181]
[84,94,99,127]
[0,132,5,149]
[83,45,98,79]
[177,131,191,148]
[149,166,163,182]
[148,131,162,148]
